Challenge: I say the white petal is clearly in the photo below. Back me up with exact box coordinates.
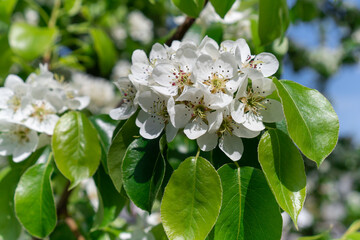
[140,116,165,139]
[149,43,167,62]
[12,130,39,162]
[110,103,137,120]
[137,91,162,113]
[232,123,260,138]
[214,52,237,79]
[206,91,233,109]
[4,74,24,89]
[152,63,176,87]
[151,85,178,96]
[132,50,149,64]
[74,96,90,110]
[136,110,149,128]
[193,54,213,82]
[198,36,220,59]
[175,47,198,68]
[235,39,251,64]
[176,87,204,102]
[169,104,191,129]
[0,88,13,109]
[197,133,218,151]
[207,110,223,133]
[260,99,284,123]
[219,134,244,161]
[254,53,279,77]
[252,77,275,97]
[165,122,178,142]
[242,112,265,131]
[184,117,208,140]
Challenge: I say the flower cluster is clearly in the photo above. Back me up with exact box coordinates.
[110,36,284,161]
[0,65,89,162]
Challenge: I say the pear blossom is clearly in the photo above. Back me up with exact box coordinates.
[197,107,259,161]
[110,77,138,120]
[128,11,154,44]
[231,77,284,131]
[137,91,177,142]
[0,120,38,162]
[194,52,241,109]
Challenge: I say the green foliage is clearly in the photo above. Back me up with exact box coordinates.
[273,79,339,166]
[52,111,101,188]
[122,137,165,213]
[210,0,236,18]
[14,162,56,238]
[258,0,289,45]
[161,156,222,240]
[9,23,57,61]
[214,165,282,240]
[90,28,117,76]
[107,114,139,192]
[258,129,306,228]
[171,0,205,18]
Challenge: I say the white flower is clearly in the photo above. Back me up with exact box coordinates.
[194,52,240,109]
[0,120,38,162]
[21,99,59,135]
[137,91,177,142]
[235,39,279,78]
[112,60,131,80]
[197,107,259,161]
[128,11,154,44]
[110,77,138,120]
[0,74,28,122]
[71,72,118,114]
[231,77,283,131]
[152,45,198,97]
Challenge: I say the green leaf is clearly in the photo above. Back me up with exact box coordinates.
[258,0,289,45]
[122,137,164,212]
[93,165,127,229]
[90,115,119,173]
[107,114,138,192]
[0,35,13,81]
[90,28,117,76]
[0,0,17,25]
[52,111,101,188]
[210,0,236,18]
[0,148,48,240]
[9,23,57,61]
[15,162,56,238]
[258,129,306,228]
[172,0,205,18]
[214,165,282,240]
[273,79,339,166]
[161,156,222,240]
[298,231,331,240]
[341,220,360,240]
[151,224,169,240]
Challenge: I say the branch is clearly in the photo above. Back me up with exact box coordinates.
[165,0,209,46]
[165,16,196,46]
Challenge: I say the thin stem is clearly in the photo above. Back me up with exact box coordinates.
[43,0,61,65]
[195,147,201,159]
[234,161,240,168]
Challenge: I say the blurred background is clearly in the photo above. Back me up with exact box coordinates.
[0,0,359,239]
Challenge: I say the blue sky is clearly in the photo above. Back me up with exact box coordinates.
[282,10,360,146]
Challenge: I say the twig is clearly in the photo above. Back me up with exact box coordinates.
[56,181,85,240]
[165,0,209,46]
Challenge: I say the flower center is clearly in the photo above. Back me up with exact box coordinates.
[203,73,228,94]
[30,103,55,122]
[240,87,265,115]
[8,95,21,111]
[218,115,234,136]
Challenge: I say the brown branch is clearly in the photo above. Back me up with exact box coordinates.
[56,181,85,240]
[165,0,209,46]
[165,16,196,46]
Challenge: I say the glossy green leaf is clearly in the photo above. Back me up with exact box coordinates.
[273,79,339,166]
[0,148,48,240]
[52,111,101,188]
[151,224,169,240]
[210,0,236,18]
[107,114,138,192]
[172,0,205,18]
[93,165,127,229]
[90,115,119,173]
[258,0,289,45]
[122,137,164,212]
[161,156,222,240]
[341,220,360,240]
[15,163,56,238]
[9,23,57,61]
[258,129,306,228]
[0,0,17,25]
[90,28,117,76]
[214,165,282,240]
